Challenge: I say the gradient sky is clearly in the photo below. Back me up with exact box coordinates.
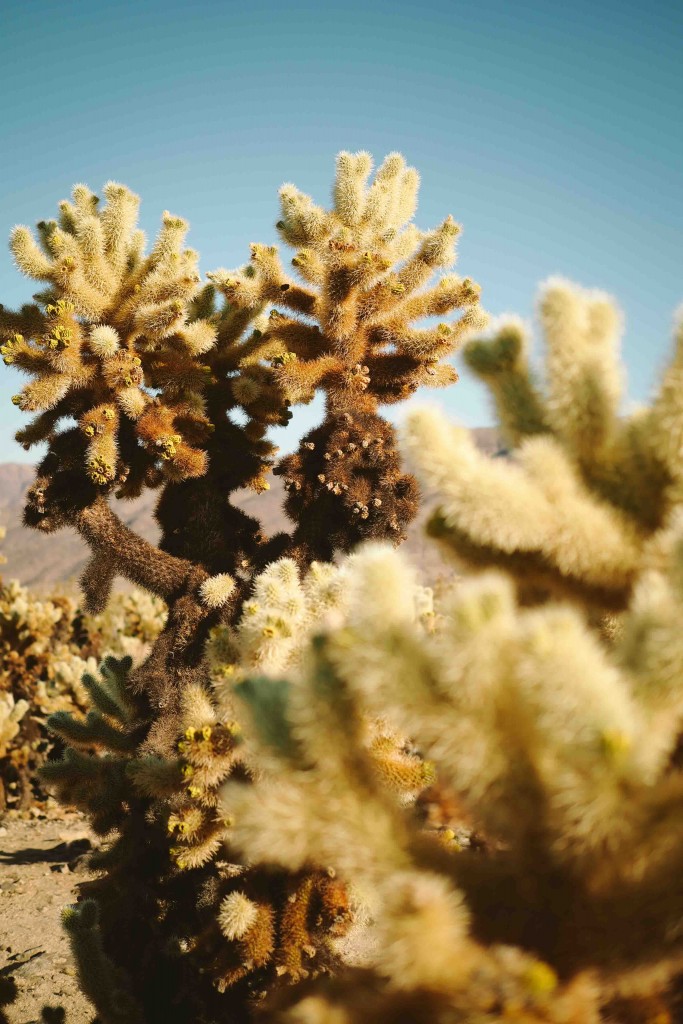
[1,0,681,462]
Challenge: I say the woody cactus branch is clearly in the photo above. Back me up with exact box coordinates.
[74,497,205,602]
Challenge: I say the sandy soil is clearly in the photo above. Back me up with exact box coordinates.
[0,815,95,1024]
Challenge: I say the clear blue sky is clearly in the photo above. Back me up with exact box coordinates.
[1,0,681,462]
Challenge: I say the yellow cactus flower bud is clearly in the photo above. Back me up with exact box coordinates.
[600,729,631,758]
[523,961,557,996]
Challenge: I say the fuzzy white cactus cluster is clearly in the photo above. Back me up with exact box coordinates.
[219,281,683,1024]
[207,553,435,706]
[0,154,487,1021]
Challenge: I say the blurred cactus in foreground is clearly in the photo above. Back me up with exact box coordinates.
[221,284,683,1023]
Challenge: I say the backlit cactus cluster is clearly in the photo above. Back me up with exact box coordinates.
[222,151,487,560]
[37,555,435,1016]
[3,191,218,491]
[2,154,484,586]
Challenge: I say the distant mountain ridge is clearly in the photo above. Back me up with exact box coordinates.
[0,426,504,591]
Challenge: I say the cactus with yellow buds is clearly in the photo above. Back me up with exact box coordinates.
[1,155,483,1023]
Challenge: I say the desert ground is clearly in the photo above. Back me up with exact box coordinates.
[0,813,94,1024]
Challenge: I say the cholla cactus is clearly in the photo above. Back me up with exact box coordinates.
[4,186,216,492]
[206,558,343,686]
[220,288,683,1024]
[1,183,286,623]
[2,153,478,734]
[224,543,683,1022]
[212,151,487,560]
[1,156,477,1022]
[404,280,683,619]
